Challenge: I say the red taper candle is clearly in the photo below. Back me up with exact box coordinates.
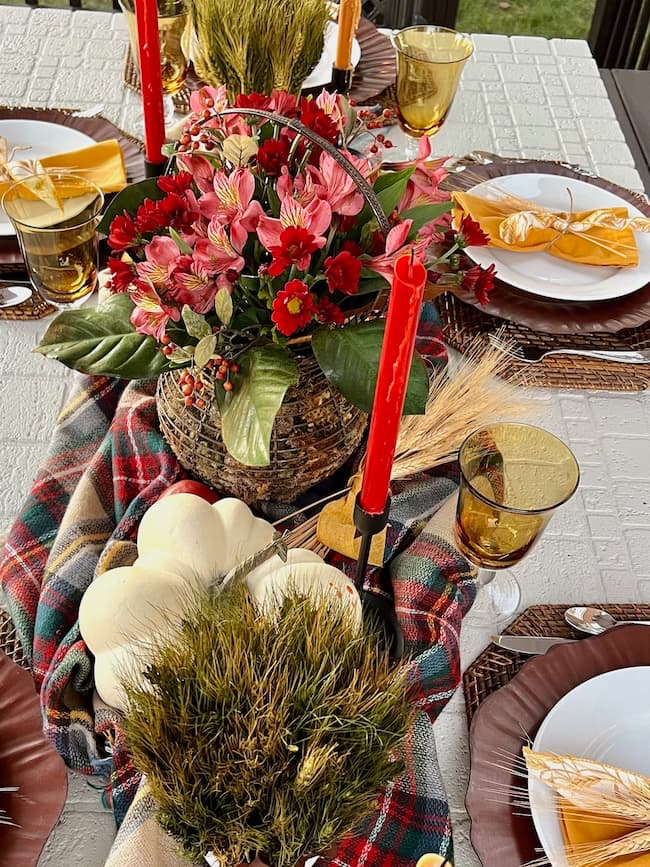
[135,0,166,166]
[359,251,427,515]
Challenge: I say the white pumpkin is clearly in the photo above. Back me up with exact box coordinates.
[245,549,362,630]
[79,494,360,712]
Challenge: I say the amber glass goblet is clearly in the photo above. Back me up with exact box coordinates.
[121,0,189,122]
[455,423,580,617]
[393,25,473,163]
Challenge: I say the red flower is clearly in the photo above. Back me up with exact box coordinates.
[257,137,291,177]
[271,279,315,336]
[324,250,362,295]
[159,192,200,231]
[235,92,272,111]
[457,215,490,248]
[462,263,496,306]
[298,98,338,144]
[135,198,166,233]
[268,226,322,276]
[341,240,362,257]
[108,212,139,250]
[314,297,345,325]
[108,256,136,292]
[158,172,194,195]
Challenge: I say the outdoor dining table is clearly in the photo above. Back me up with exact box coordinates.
[0,6,648,866]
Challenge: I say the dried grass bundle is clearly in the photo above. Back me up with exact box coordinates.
[391,337,532,480]
[188,0,330,98]
[123,584,411,867]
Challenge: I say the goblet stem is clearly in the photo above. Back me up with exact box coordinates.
[476,568,521,619]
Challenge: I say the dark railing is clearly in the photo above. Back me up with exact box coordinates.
[589,0,650,68]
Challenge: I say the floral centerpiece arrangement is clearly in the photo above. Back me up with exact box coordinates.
[37,86,493,485]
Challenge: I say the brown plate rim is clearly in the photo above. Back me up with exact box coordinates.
[0,107,144,269]
[0,651,68,865]
[444,159,650,334]
[465,624,650,866]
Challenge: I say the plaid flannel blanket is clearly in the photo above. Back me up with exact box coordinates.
[0,368,476,865]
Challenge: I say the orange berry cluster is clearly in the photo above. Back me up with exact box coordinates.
[179,370,206,408]
[206,355,240,392]
[177,98,216,154]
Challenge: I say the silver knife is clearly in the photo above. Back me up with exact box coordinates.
[491,634,577,655]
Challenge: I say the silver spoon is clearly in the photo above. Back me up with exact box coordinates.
[565,605,650,635]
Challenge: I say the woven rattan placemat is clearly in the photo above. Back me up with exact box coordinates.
[0,608,28,670]
[439,292,650,391]
[463,603,650,725]
[0,290,55,320]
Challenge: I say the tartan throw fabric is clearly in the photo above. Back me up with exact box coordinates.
[0,368,476,864]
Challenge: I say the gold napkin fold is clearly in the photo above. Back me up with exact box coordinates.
[452,190,646,268]
[524,747,650,867]
[0,138,127,198]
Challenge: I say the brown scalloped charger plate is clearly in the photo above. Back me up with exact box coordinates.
[0,107,144,271]
[444,160,650,334]
[0,651,68,865]
[465,625,650,866]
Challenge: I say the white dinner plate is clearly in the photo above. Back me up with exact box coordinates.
[464,173,650,302]
[529,666,650,867]
[0,119,95,237]
[303,21,361,90]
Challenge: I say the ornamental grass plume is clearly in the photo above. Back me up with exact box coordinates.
[188,0,330,97]
[123,583,412,867]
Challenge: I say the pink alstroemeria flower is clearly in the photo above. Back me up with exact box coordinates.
[198,168,264,249]
[316,90,345,126]
[170,256,216,313]
[398,136,450,213]
[190,84,228,115]
[177,154,216,195]
[312,151,372,216]
[365,219,428,282]
[136,236,180,287]
[130,278,180,342]
[270,89,299,117]
[194,217,245,275]
[277,168,318,207]
[257,196,331,253]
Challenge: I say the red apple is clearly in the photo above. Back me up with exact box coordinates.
[159,480,219,503]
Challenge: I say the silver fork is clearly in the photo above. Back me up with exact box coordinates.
[488,334,650,365]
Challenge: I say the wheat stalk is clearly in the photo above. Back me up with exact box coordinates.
[390,337,532,480]
[188,0,330,99]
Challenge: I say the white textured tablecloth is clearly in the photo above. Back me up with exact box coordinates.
[0,8,648,866]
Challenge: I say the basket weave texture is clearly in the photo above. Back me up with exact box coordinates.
[157,352,367,506]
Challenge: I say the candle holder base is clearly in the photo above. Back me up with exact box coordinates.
[331,66,353,94]
[144,158,166,178]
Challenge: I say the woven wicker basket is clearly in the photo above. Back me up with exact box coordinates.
[157,351,367,506]
[154,106,393,506]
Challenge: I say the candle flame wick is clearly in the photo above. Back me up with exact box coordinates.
[408,247,415,277]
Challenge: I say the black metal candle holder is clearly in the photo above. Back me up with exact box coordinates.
[353,495,404,660]
[331,66,353,94]
[144,158,166,178]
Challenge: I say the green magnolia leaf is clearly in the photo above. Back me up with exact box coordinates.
[312,320,428,415]
[34,294,168,380]
[98,178,166,236]
[402,202,452,239]
[182,305,211,340]
[356,270,390,295]
[214,287,233,326]
[356,167,415,232]
[169,227,193,255]
[194,333,217,370]
[220,346,298,467]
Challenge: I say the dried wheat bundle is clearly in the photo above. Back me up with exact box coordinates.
[524,747,650,867]
[188,0,330,98]
[391,337,531,480]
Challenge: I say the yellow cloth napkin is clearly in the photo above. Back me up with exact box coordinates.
[524,748,650,867]
[560,799,650,866]
[0,138,127,198]
[452,189,639,267]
